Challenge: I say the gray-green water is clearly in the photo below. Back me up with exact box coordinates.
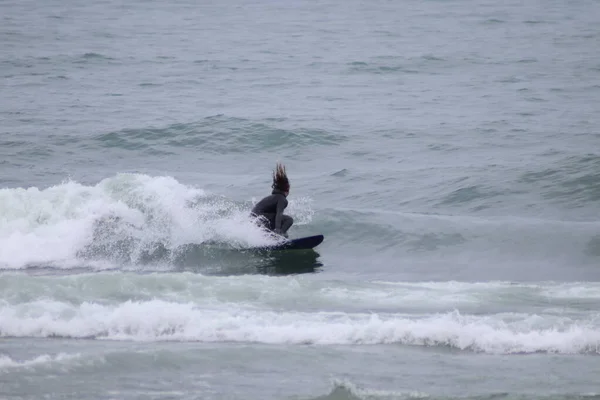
[1,0,600,398]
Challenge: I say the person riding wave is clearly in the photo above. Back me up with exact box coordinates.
[251,163,293,238]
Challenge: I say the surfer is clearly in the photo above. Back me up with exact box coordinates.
[251,163,294,238]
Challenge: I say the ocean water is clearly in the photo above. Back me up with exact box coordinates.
[1,0,600,398]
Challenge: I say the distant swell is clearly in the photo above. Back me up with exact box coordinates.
[316,208,600,265]
[92,115,345,154]
[519,154,600,206]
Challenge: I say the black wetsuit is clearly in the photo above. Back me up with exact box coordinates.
[251,189,294,235]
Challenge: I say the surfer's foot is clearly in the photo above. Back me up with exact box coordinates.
[267,230,287,240]
[271,229,288,239]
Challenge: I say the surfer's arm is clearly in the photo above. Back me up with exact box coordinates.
[273,197,288,233]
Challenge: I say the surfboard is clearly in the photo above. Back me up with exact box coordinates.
[255,234,324,251]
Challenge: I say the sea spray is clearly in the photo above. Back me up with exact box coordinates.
[0,174,314,269]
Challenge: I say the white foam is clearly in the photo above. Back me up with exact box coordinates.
[328,379,428,400]
[0,353,82,370]
[541,284,600,299]
[2,273,600,317]
[1,300,599,354]
[373,280,600,302]
[0,174,314,269]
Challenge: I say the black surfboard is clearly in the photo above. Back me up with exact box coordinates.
[255,234,324,251]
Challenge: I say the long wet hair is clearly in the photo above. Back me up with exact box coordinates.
[271,162,290,192]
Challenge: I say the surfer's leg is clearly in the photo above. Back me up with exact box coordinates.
[280,215,293,235]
